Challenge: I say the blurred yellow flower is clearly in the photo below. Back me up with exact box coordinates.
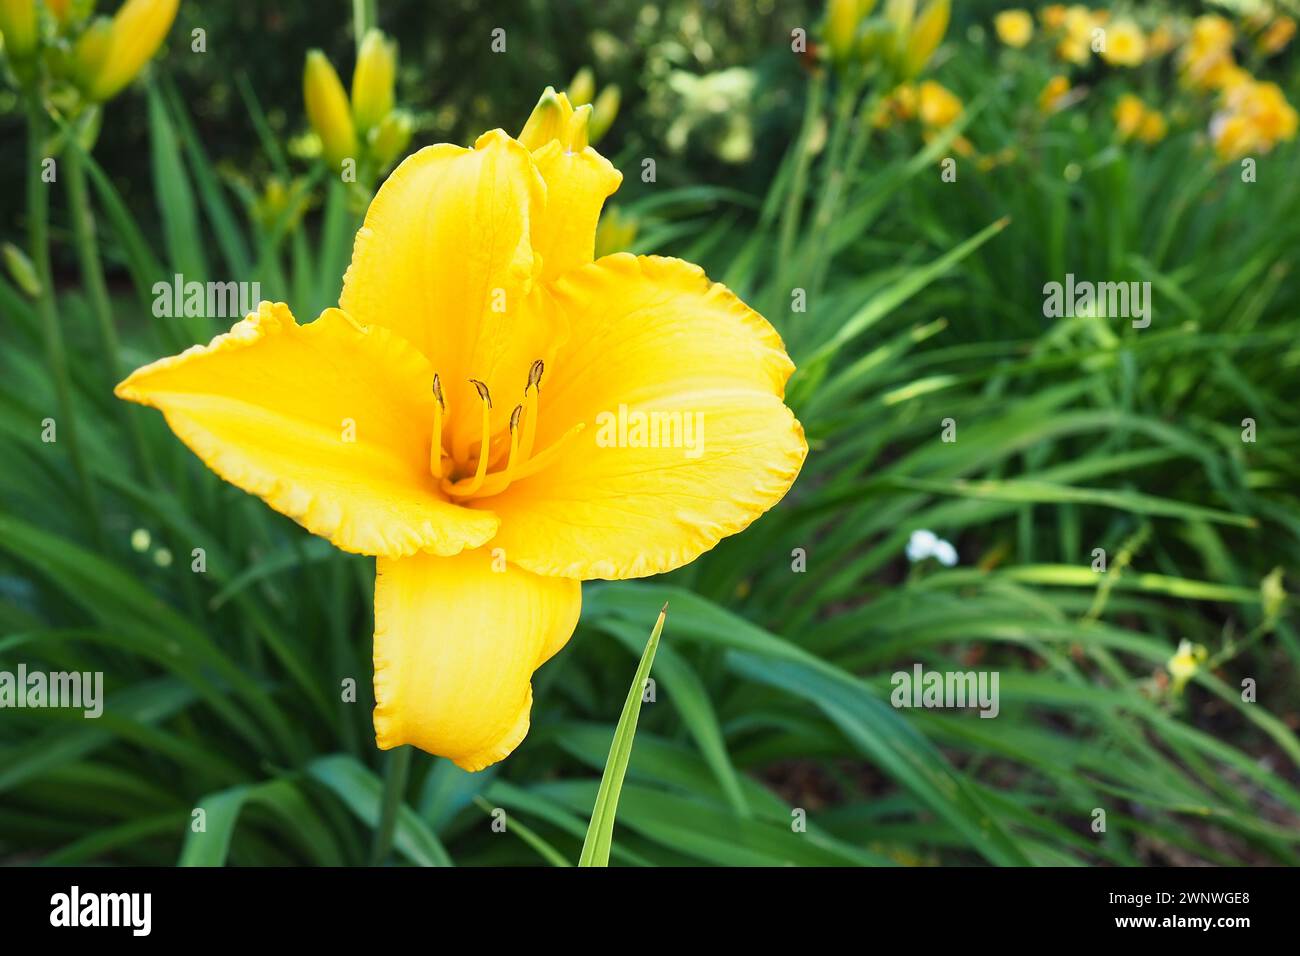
[117,89,807,771]
[79,0,179,100]
[351,29,397,134]
[918,79,961,127]
[1101,19,1145,67]
[1166,640,1207,694]
[1137,110,1167,144]
[304,49,358,170]
[1113,93,1146,140]
[1147,23,1176,58]
[1212,79,1299,161]
[994,10,1033,48]
[1259,16,1296,56]
[1038,74,1070,114]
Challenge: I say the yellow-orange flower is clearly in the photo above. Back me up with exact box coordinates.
[1038,74,1070,114]
[1040,5,1068,31]
[1101,19,1146,67]
[1259,16,1296,56]
[994,10,1033,48]
[115,90,807,771]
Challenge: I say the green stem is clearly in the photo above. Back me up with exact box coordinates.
[369,745,411,865]
[353,0,377,53]
[65,108,158,486]
[26,93,104,547]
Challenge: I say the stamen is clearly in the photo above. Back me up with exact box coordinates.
[442,420,586,500]
[430,374,445,479]
[504,404,523,485]
[520,359,544,460]
[459,379,493,496]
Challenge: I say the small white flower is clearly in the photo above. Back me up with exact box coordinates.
[932,539,958,567]
[906,529,938,562]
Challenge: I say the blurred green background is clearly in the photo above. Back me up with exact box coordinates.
[2,0,1299,867]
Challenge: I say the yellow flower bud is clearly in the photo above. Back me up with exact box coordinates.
[0,0,38,59]
[369,108,413,170]
[594,206,638,259]
[351,29,397,134]
[903,0,949,77]
[2,241,40,297]
[824,0,866,64]
[45,0,75,28]
[566,66,595,106]
[588,83,620,144]
[518,85,574,150]
[71,15,113,90]
[304,49,358,170]
[83,0,179,101]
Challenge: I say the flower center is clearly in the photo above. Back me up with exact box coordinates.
[431,360,584,501]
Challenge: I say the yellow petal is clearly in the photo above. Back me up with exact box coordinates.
[530,139,622,282]
[477,254,807,579]
[340,129,555,458]
[373,548,581,771]
[115,302,498,558]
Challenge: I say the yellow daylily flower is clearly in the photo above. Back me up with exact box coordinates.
[116,92,808,772]
[81,0,179,101]
[994,10,1033,49]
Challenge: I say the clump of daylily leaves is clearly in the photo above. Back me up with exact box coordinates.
[990,5,1297,164]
